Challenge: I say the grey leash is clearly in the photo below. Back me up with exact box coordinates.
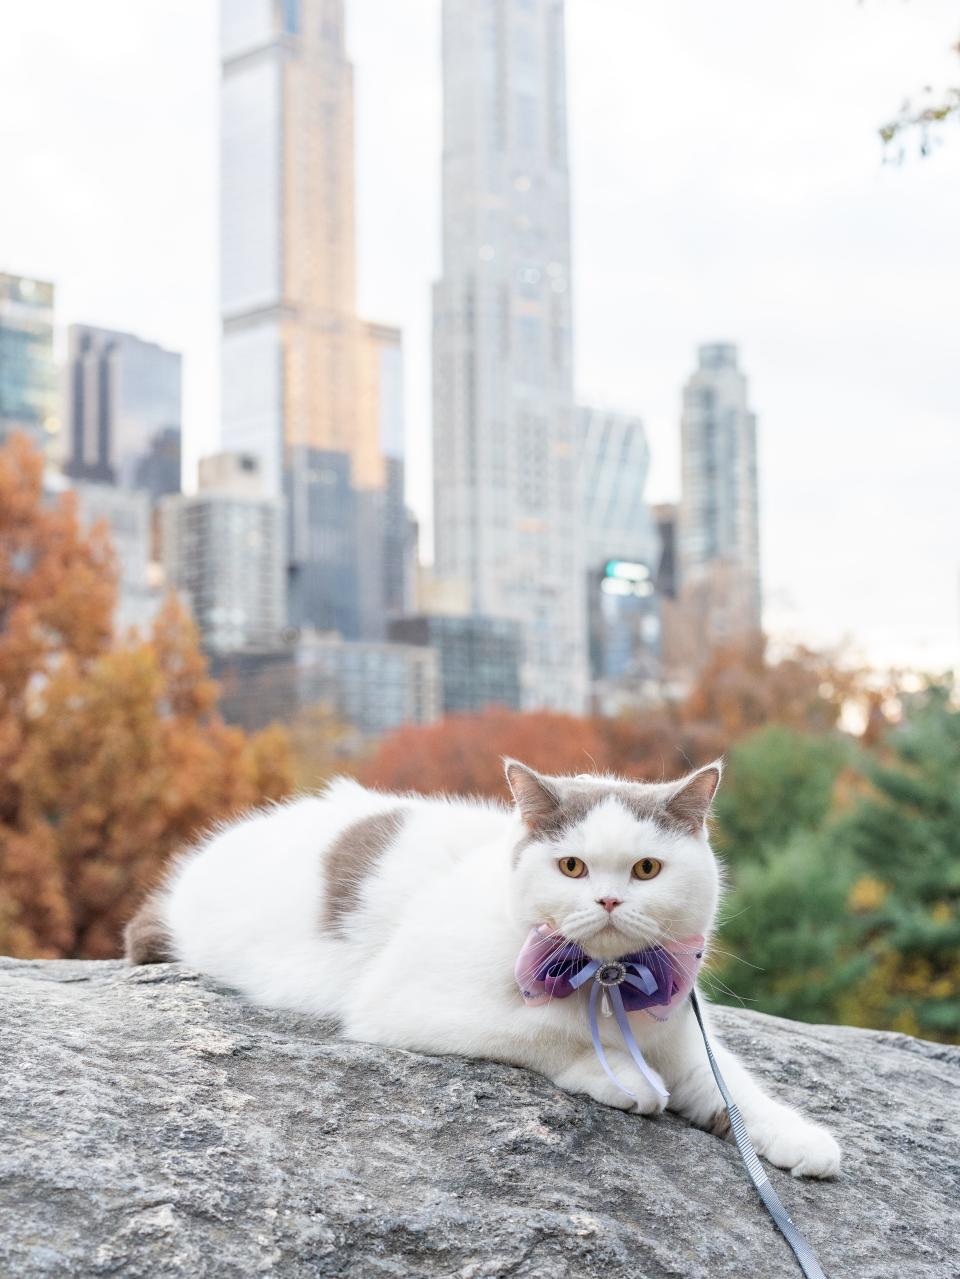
[689,991,829,1279]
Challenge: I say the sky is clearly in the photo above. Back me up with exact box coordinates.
[1,0,958,670]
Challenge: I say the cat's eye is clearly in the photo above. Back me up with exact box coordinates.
[558,856,587,879]
[632,858,662,880]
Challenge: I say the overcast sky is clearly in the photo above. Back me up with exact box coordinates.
[1,0,957,669]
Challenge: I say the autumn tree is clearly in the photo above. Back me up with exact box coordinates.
[0,435,292,959]
[359,704,727,800]
[359,708,611,799]
[287,702,359,791]
[679,635,862,739]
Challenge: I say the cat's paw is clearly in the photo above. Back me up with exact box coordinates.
[553,1056,667,1116]
[760,1118,841,1179]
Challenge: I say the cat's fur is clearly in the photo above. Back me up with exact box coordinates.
[126,760,841,1178]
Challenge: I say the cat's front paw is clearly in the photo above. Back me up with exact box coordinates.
[553,1054,667,1116]
[760,1117,841,1179]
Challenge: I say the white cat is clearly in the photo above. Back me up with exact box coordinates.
[126,759,840,1179]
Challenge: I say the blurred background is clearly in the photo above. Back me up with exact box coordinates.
[0,1,957,1039]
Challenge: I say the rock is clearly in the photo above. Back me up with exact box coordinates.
[0,959,957,1278]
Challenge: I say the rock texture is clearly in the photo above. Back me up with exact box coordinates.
[1,959,957,1279]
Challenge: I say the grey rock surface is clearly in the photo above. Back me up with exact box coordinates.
[0,959,957,1279]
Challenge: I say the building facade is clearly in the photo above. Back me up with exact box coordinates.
[653,502,678,601]
[213,632,440,738]
[432,0,586,712]
[160,452,285,653]
[219,0,411,637]
[389,614,523,714]
[65,324,182,498]
[678,343,761,645]
[44,471,159,635]
[578,407,662,705]
[0,272,59,460]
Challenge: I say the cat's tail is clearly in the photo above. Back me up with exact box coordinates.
[124,891,174,965]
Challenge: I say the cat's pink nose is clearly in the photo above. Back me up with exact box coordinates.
[598,897,622,913]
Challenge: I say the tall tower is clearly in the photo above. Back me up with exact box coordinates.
[678,343,761,642]
[432,0,587,712]
[220,0,409,637]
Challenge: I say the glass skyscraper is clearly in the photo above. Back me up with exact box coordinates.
[65,324,182,500]
[432,0,586,712]
[219,0,411,638]
[578,407,662,701]
[0,272,59,461]
[678,343,762,640]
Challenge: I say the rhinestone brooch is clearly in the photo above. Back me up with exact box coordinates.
[595,961,627,988]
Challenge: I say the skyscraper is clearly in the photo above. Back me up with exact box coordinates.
[160,451,286,653]
[578,407,660,575]
[65,324,182,499]
[0,272,59,461]
[432,0,587,712]
[578,407,661,705]
[219,0,410,636]
[678,343,761,643]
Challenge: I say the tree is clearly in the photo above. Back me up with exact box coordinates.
[680,635,862,739]
[0,435,292,958]
[360,708,611,799]
[880,31,960,157]
[834,685,960,1039]
[710,687,960,1043]
[712,725,851,863]
[287,702,359,791]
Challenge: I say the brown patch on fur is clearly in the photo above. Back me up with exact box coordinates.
[707,1108,732,1139]
[323,808,407,932]
[124,894,174,964]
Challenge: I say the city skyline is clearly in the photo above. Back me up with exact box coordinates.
[1,0,958,669]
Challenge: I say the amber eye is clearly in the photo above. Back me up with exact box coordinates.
[632,858,662,881]
[558,856,588,879]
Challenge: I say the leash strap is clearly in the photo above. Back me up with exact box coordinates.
[689,991,829,1279]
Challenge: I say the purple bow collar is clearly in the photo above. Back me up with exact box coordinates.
[515,925,704,1017]
[515,924,705,1102]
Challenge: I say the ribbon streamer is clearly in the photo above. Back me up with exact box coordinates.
[568,958,669,1100]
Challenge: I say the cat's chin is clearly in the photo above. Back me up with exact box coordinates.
[579,923,645,961]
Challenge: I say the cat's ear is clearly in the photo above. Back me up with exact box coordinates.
[504,760,562,835]
[663,761,722,834]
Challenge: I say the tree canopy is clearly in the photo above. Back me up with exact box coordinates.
[0,435,292,958]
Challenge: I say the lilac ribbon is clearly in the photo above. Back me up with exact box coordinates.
[515,928,705,1104]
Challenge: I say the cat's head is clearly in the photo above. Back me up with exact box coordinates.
[505,760,723,960]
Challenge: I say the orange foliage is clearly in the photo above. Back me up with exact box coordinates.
[359,706,726,801]
[681,635,858,738]
[359,708,608,798]
[360,638,861,802]
[0,436,292,958]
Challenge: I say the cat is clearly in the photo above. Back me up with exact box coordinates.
[126,758,841,1179]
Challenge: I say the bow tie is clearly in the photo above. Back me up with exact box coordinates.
[515,925,705,1102]
[515,925,704,1017]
